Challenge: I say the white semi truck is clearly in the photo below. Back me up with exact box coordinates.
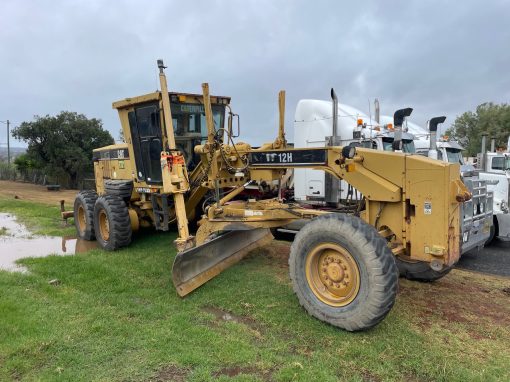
[291,91,491,258]
[475,135,510,243]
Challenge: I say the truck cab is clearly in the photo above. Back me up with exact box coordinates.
[477,148,510,242]
[293,99,491,254]
[92,91,231,230]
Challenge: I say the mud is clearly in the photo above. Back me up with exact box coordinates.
[202,305,266,339]
[0,180,77,205]
[149,365,189,382]
[213,365,273,380]
[0,213,97,272]
[398,271,510,338]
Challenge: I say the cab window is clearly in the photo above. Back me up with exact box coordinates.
[445,149,464,165]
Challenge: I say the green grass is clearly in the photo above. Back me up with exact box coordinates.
[1,200,509,381]
[0,197,75,237]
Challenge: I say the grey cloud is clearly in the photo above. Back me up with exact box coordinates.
[0,0,509,147]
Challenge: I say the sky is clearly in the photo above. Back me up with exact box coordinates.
[1,0,509,148]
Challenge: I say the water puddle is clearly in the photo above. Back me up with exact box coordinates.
[0,213,98,272]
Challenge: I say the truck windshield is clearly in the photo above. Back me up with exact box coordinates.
[444,148,464,165]
[491,155,510,171]
[382,138,416,153]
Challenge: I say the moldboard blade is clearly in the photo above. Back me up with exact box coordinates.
[172,228,273,297]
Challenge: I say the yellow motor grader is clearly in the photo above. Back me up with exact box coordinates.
[72,60,470,331]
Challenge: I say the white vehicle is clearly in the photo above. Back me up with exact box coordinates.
[294,98,415,203]
[476,135,510,243]
[292,93,491,254]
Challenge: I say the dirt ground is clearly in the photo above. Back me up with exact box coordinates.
[260,240,510,332]
[0,180,77,206]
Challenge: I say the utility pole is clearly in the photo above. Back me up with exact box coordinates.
[7,119,10,165]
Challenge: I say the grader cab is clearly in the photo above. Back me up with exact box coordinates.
[73,60,470,331]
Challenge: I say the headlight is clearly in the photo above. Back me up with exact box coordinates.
[473,203,478,215]
[463,231,469,243]
[480,202,485,213]
[502,201,509,213]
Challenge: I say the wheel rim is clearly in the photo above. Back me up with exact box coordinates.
[77,205,87,233]
[98,209,110,241]
[305,243,360,307]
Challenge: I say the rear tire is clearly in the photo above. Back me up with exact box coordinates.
[74,190,98,240]
[396,257,453,282]
[93,195,132,251]
[289,214,398,331]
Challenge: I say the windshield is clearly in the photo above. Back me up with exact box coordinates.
[170,103,225,143]
[491,156,510,171]
[445,148,464,165]
[382,138,416,153]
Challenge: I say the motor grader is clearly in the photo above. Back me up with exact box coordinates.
[72,60,470,331]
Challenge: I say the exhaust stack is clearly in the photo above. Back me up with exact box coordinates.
[480,134,488,170]
[331,88,338,139]
[374,98,380,124]
[325,88,341,205]
[428,116,446,160]
[392,108,413,151]
[490,137,496,152]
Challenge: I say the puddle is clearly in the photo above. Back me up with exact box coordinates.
[0,213,98,272]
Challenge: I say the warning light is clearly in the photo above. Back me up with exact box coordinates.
[357,118,363,126]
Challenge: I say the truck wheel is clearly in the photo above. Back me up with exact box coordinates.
[93,195,132,251]
[485,218,498,246]
[289,214,398,331]
[395,257,453,282]
[74,190,98,240]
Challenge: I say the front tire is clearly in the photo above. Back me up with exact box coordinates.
[396,257,453,282]
[485,217,497,246]
[74,190,98,240]
[289,214,398,331]
[93,195,132,251]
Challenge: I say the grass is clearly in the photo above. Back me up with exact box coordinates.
[0,226,8,236]
[1,199,509,381]
[0,198,75,237]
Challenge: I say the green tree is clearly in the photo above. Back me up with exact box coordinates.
[446,103,510,156]
[13,153,37,172]
[12,112,113,188]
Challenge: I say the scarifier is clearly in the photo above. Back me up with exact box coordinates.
[71,60,471,331]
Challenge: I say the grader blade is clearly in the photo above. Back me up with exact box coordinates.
[172,228,273,296]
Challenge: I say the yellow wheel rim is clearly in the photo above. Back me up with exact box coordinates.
[77,205,87,233]
[98,209,110,241]
[305,243,360,307]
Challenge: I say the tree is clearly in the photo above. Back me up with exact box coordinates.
[446,103,510,156]
[13,153,36,172]
[12,112,114,188]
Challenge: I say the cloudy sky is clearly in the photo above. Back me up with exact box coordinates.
[1,0,509,148]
